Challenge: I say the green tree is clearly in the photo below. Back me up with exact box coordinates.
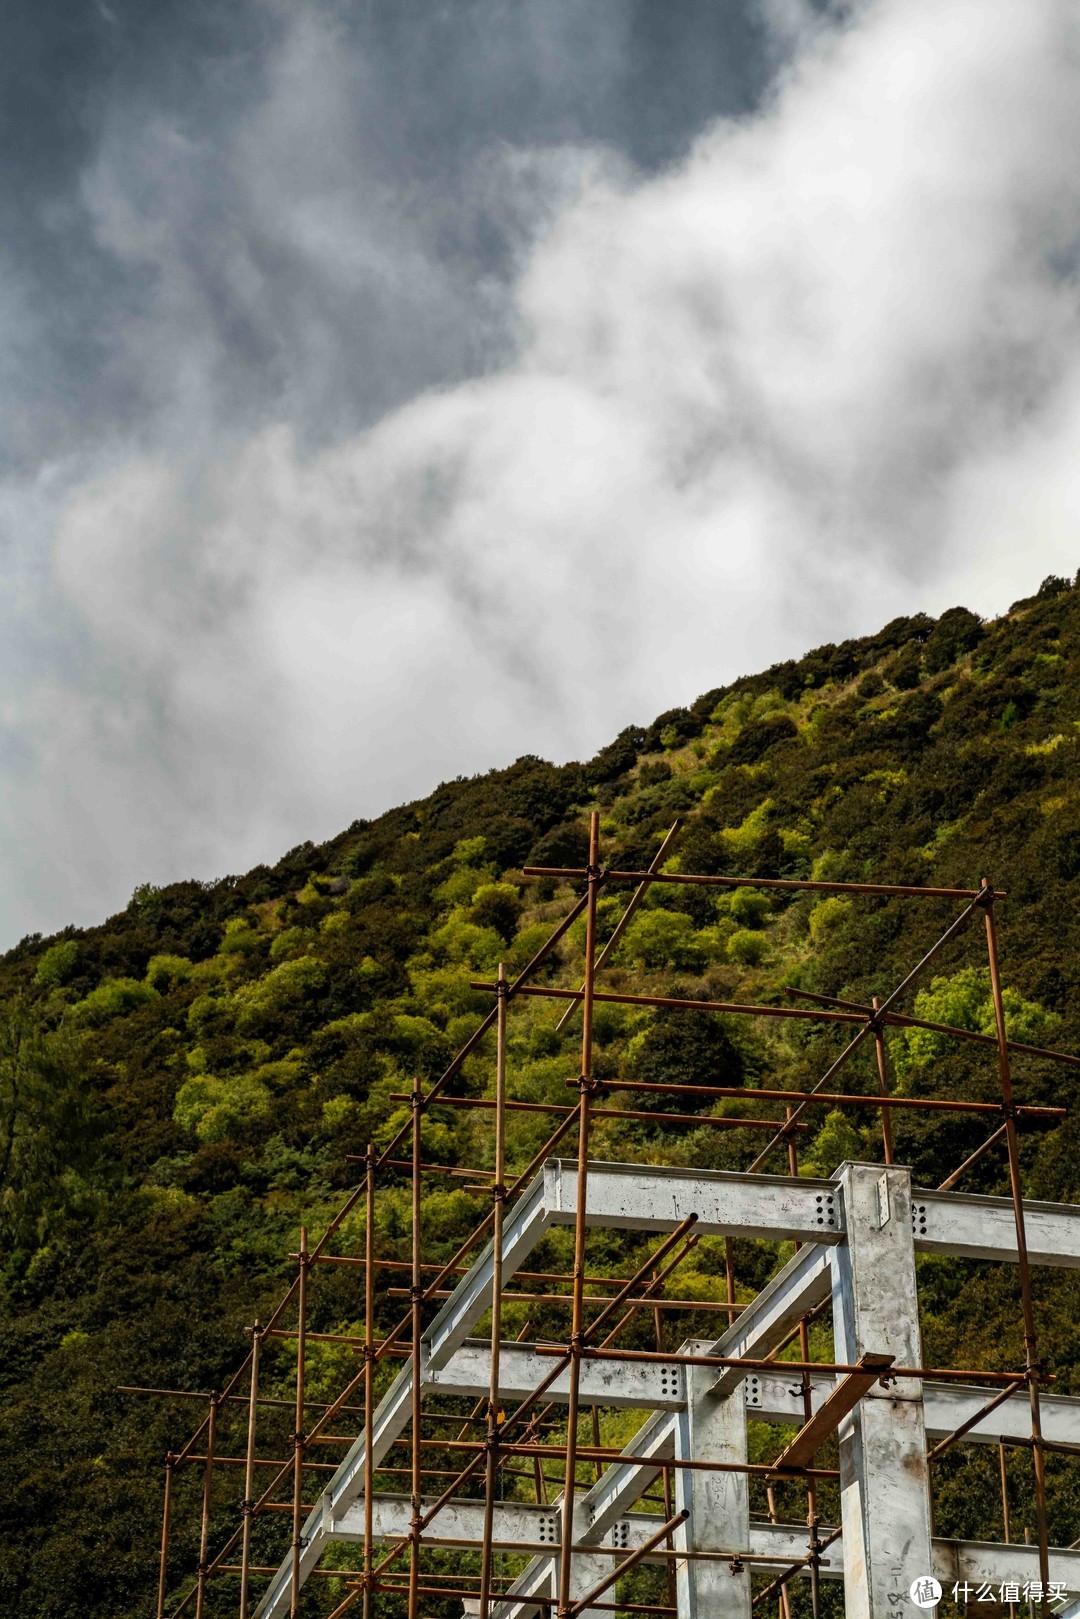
[34,939,80,987]
[620,909,703,969]
[0,1001,94,1250]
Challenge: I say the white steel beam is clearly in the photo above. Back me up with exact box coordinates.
[424,1172,553,1367]
[748,1370,1080,1448]
[750,1525,1080,1593]
[328,1493,660,1554]
[433,1343,1080,1450]
[708,1242,833,1398]
[912,1187,1080,1268]
[545,1159,845,1244]
[933,1538,1080,1592]
[579,1409,677,1540]
[431,1339,686,1409]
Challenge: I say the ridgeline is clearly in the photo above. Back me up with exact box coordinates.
[3,573,1080,1615]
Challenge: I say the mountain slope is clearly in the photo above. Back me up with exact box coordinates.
[2,571,1080,1615]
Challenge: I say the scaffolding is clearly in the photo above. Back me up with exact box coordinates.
[130,815,1080,1619]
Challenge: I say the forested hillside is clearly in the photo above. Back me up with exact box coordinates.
[3,572,1080,1617]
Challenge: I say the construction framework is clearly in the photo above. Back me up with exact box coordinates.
[132,815,1080,1619]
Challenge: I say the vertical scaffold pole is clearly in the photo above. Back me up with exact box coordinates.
[240,1321,262,1619]
[784,1111,818,1619]
[290,1227,308,1617]
[1001,1442,1017,1619]
[363,1144,375,1619]
[479,963,509,1619]
[409,1083,423,1619]
[196,1395,218,1619]
[558,810,600,1619]
[871,996,894,1166]
[982,883,1050,1604]
[157,1454,174,1619]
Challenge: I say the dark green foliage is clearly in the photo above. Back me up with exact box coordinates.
[0,1002,97,1252]
[468,882,523,941]
[626,1009,748,1113]
[5,575,1080,1615]
[641,705,699,752]
[726,712,798,765]
[526,819,590,869]
[887,645,923,689]
[923,606,983,673]
[586,724,646,783]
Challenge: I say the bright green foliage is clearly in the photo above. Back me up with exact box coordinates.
[270,926,314,960]
[807,896,854,943]
[187,989,230,1032]
[894,967,1058,1073]
[408,961,491,1023]
[727,928,767,966]
[218,917,261,956]
[387,1013,446,1052]
[433,865,491,907]
[144,954,192,991]
[236,955,327,1012]
[619,908,703,969]
[254,1056,305,1090]
[453,836,488,865]
[425,918,503,968]
[173,1072,273,1141]
[505,921,556,970]
[804,1109,866,1176]
[70,976,158,1024]
[34,940,79,986]
[728,888,769,927]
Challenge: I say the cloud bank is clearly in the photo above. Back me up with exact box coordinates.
[3,0,1080,944]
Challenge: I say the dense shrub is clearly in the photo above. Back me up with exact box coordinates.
[619,909,703,969]
[71,977,158,1025]
[626,1010,749,1114]
[34,940,80,987]
[145,954,192,991]
[727,713,798,765]
[727,928,767,966]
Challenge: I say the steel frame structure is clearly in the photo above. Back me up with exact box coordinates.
[134,815,1080,1619]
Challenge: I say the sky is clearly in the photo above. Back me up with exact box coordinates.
[2,0,1080,947]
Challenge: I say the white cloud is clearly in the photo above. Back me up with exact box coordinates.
[3,0,1080,943]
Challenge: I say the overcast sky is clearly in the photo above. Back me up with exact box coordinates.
[2,0,1080,947]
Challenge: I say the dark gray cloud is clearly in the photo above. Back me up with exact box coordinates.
[2,0,1079,948]
[0,0,779,471]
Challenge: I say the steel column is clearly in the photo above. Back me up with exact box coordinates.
[831,1163,932,1619]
